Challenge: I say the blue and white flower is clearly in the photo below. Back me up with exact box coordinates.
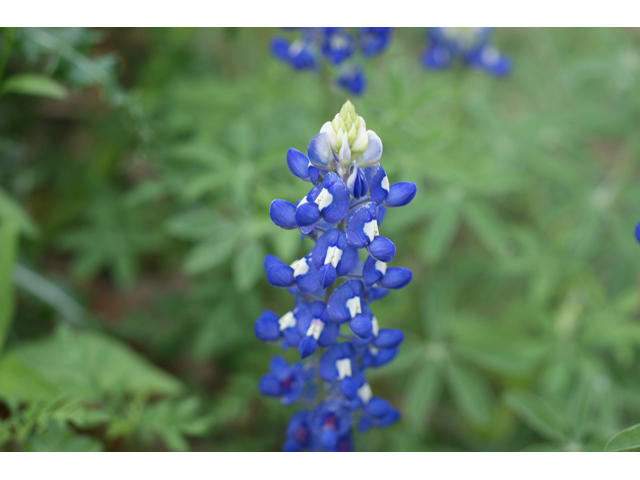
[256,101,415,451]
[422,27,512,77]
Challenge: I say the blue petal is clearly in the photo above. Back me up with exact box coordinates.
[327,282,357,323]
[346,163,368,199]
[367,236,396,263]
[263,254,284,274]
[269,199,298,229]
[259,373,283,397]
[377,408,400,427]
[422,44,453,70]
[383,182,417,207]
[635,221,640,243]
[311,229,339,270]
[369,165,389,204]
[269,355,290,377]
[299,335,318,358]
[371,347,398,367]
[335,233,358,277]
[318,264,337,289]
[309,165,320,184]
[318,345,341,381]
[368,287,388,302]
[346,203,377,248]
[318,322,340,347]
[282,328,301,347]
[254,310,281,342]
[282,439,302,452]
[287,148,311,180]
[270,37,290,61]
[350,313,373,339]
[379,267,412,289]
[295,265,322,294]
[266,264,295,288]
[295,202,321,227]
[364,397,391,418]
[307,133,333,168]
[319,173,350,224]
[339,377,358,399]
[373,328,404,349]
[362,255,384,286]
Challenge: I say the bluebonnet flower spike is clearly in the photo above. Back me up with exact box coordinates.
[255,101,416,451]
[270,28,393,95]
[422,27,512,77]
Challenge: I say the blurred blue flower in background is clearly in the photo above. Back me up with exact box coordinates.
[255,100,416,451]
[422,27,512,77]
[270,28,392,95]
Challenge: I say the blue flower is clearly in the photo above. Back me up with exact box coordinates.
[270,28,392,95]
[422,27,512,77]
[256,101,416,451]
[336,64,366,95]
[258,356,311,405]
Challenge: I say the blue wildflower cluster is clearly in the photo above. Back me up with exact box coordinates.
[270,28,392,95]
[422,27,512,77]
[255,100,416,451]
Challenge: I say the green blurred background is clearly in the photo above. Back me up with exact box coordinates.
[1,27,640,452]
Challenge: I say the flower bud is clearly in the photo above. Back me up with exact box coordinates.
[318,100,382,170]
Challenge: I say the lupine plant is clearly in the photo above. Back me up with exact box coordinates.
[422,27,512,77]
[254,100,416,451]
[270,28,392,95]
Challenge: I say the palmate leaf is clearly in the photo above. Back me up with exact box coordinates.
[0,327,182,401]
[446,360,494,425]
[404,364,441,434]
[504,391,567,442]
[605,423,640,452]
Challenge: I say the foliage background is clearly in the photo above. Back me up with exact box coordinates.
[1,27,640,452]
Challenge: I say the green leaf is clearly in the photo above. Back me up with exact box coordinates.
[233,241,264,292]
[452,343,534,375]
[184,237,237,275]
[605,423,640,452]
[463,200,506,256]
[405,364,441,434]
[504,391,567,442]
[421,203,459,262]
[0,354,58,401]
[3,73,68,99]
[0,217,18,354]
[446,361,494,425]
[7,328,183,400]
[0,189,38,237]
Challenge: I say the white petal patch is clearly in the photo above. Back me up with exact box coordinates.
[371,316,379,337]
[324,246,343,268]
[381,175,390,193]
[298,196,309,207]
[290,258,309,277]
[336,358,352,380]
[306,318,325,340]
[338,131,351,164]
[357,383,373,404]
[314,188,334,211]
[363,219,379,242]
[278,311,296,331]
[374,260,387,275]
[369,346,379,356]
[346,296,361,319]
